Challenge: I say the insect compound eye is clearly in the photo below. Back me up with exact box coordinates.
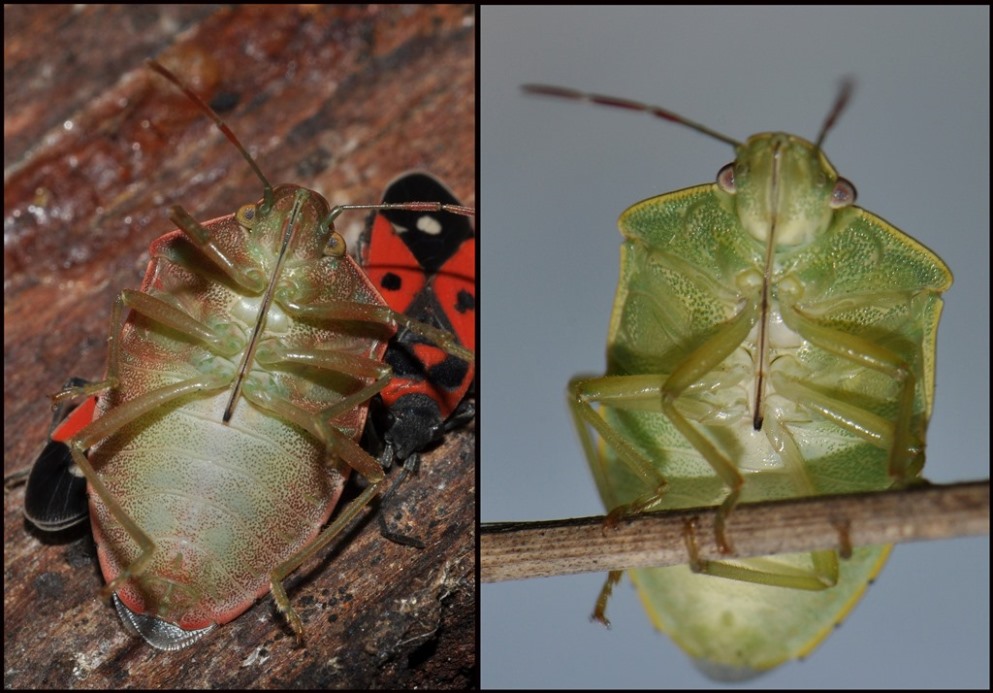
[716,163,736,193]
[323,230,347,257]
[829,178,857,208]
[236,203,258,228]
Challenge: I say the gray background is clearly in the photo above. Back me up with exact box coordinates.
[481,6,988,689]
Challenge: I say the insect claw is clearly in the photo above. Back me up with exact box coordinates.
[602,507,625,533]
[682,517,705,573]
[280,606,306,647]
[830,518,854,560]
[714,516,734,556]
[591,570,623,628]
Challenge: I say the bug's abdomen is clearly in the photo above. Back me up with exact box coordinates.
[89,390,342,630]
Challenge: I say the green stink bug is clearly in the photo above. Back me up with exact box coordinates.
[526,81,951,680]
[480,6,987,689]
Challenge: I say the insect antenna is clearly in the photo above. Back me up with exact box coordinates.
[814,77,856,150]
[324,201,474,226]
[522,84,742,148]
[147,59,275,213]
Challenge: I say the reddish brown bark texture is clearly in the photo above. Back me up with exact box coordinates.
[4,5,476,688]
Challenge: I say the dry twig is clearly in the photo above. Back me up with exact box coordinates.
[481,481,989,583]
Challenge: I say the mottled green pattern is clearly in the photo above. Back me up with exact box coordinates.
[573,132,951,677]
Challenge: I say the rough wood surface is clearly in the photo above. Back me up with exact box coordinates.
[4,5,476,688]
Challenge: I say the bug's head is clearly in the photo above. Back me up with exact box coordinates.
[523,78,860,252]
[716,133,857,248]
[236,184,347,263]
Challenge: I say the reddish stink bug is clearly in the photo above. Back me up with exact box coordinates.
[360,172,476,475]
[19,60,475,651]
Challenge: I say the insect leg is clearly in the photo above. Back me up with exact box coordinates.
[65,373,231,597]
[390,310,474,363]
[235,341,401,641]
[257,395,389,643]
[569,372,670,624]
[374,457,427,550]
[59,292,234,598]
[571,368,838,595]
[683,404,841,591]
[168,206,267,292]
[656,300,758,552]
[780,304,925,484]
[568,373,670,517]
[256,343,431,545]
[653,402,845,592]
[284,299,474,364]
[591,570,624,626]
[253,343,394,420]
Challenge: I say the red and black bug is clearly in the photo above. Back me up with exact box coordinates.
[22,381,95,533]
[360,172,476,472]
